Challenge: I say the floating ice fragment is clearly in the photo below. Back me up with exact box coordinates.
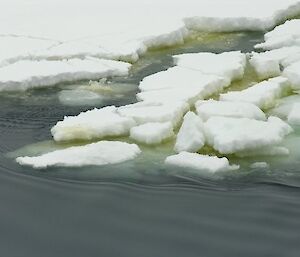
[16,141,141,169]
[256,20,300,50]
[174,51,246,82]
[220,77,291,109]
[236,146,290,157]
[118,101,189,126]
[288,103,300,125]
[165,152,239,173]
[0,58,131,92]
[283,61,300,90]
[195,99,266,121]
[174,112,205,153]
[204,116,293,154]
[51,106,136,142]
[130,122,174,145]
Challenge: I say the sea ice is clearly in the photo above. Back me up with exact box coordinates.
[256,19,300,50]
[51,106,136,142]
[0,58,131,91]
[269,94,300,119]
[195,99,266,121]
[204,116,293,154]
[283,61,300,89]
[137,67,229,104]
[174,112,205,153]
[287,103,300,125]
[220,77,291,109]
[130,122,174,145]
[16,141,141,168]
[174,51,246,82]
[165,152,239,173]
[118,101,189,126]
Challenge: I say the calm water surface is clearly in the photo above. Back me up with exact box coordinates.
[1,31,300,257]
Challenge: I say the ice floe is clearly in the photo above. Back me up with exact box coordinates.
[195,99,266,121]
[174,51,246,82]
[137,67,229,104]
[220,77,291,109]
[283,61,300,89]
[130,122,174,145]
[174,112,205,153]
[165,152,239,173]
[51,106,136,142]
[16,141,141,168]
[204,116,293,154]
[288,103,300,125]
[0,58,131,92]
[269,94,300,119]
[118,101,189,126]
[236,146,290,157]
[256,19,300,50]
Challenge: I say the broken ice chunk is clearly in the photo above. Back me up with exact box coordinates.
[165,152,239,173]
[220,77,291,109]
[288,103,300,125]
[118,101,189,126]
[174,51,246,82]
[204,116,293,154]
[51,106,136,142]
[174,112,205,153]
[16,141,141,169]
[130,122,174,145]
[195,99,266,121]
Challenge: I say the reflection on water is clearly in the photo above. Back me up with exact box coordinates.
[1,30,300,257]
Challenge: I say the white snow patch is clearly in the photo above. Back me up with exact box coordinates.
[16,141,141,168]
[220,77,291,109]
[195,99,266,121]
[0,58,131,91]
[51,106,136,142]
[165,152,239,173]
[204,116,293,154]
[130,122,174,145]
[174,112,205,153]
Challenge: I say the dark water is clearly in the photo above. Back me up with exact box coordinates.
[1,31,300,257]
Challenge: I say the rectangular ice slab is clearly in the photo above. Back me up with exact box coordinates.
[174,51,246,82]
[195,99,266,121]
[137,66,229,104]
[16,141,141,169]
[165,152,239,173]
[174,112,205,153]
[130,122,174,145]
[118,101,189,126]
[220,77,291,109]
[0,58,131,91]
[51,106,136,142]
[204,116,293,154]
